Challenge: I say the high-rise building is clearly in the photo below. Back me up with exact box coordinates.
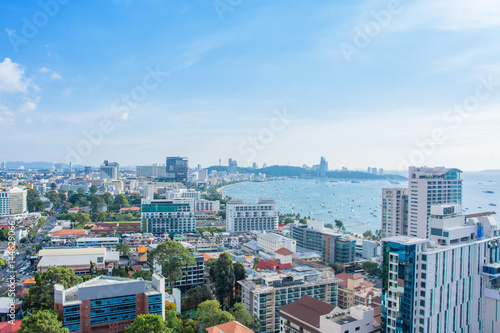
[239,264,340,333]
[100,160,119,180]
[367,167,371,174]
[165,157,188,182]
[371,167,378,175]
[84,166,92,176]
[0,162,5,170]
[141,199,195,235]
[228,158,238,174]
[407,166,462,238]
[379,168,384,175]
[319,157,328,178]
[290,220,355,265]
[0,187,27,215]
[226,198,278,232]
[381,188,408,238]
[381,206,500,333]
[136,164,167,178]
[54,274,168,333]
[252,162,258,170]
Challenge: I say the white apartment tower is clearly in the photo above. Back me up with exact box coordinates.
[381,188,408,237]
[0,187,27,215]
[226,198,278,232]
[382,206,500,333]
[407,167,462,239]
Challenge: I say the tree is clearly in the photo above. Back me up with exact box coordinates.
[90,195,105,213]
[330,263,344,274]
[233,261,246,303]
[363,230,373,239]
[38,217,46,227]
[18,310,68,333]
[362,261,380,276]
[89,185,98,195]
[0,228,10,241]
[132,270,152,281]
[229,303,253,328]
[114,194,130,209]
[197,300,235,331]
[77,187,86,194]
[335,219,344,230]
[298,218,307,224]
[210,253,235,310]
[50,183,57,191]
[125,314,172,333]
[182,286,212,310]
[23,267,82,312]
[97,211,107,221]
[101,192,113,205]
[148,241,195,288]
[253,257,260,268]
[116,243,130,256]
[0,258,5,267]
[165,301,177,312]
[75,212,90,225]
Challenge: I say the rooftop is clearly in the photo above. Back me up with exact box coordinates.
[205,321,254,333]
[278,295,334,328]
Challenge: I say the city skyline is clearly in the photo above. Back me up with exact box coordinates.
[1,1,500,170]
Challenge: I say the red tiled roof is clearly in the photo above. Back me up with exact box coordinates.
[206,321,254,333]
[52,229,88,236]
[255,260,292,272]
[278,295,334,328]
[275,247,294,255]
[0,320,22,332]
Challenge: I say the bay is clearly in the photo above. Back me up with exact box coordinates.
[220,172,500,234]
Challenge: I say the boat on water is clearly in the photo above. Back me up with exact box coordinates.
[483,191,495,194]
[489,203,497,207]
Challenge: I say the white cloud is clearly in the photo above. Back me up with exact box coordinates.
[61,87,75,96]
[391,0,500,31]
[0,58,31,93]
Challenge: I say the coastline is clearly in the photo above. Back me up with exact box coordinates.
[216,181,249,194]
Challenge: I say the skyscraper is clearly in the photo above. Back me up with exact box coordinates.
[319,157,328,178]
[407,167,462,238]
[381,188,408,237]
[100,160,119,180]
[381,206,500,333]
[165,157,188,182]
[228,158,238,174]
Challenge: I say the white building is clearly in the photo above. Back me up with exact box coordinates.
[0,187,27,215]
[407,166,462,239]
[257,232,296,254]
[194,199,220,212]
[164,189,201,201]
[361,240,379,260]
[136,164,167,178]
[382,205,500,333]
[100,160,119,180]
[381,188,408,237]
[226,198,278,232]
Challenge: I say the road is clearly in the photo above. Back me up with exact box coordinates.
[0,203,64,294]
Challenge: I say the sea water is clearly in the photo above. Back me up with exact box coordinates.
[220,172,500,234]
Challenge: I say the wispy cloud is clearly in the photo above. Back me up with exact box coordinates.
[39,67,63,80]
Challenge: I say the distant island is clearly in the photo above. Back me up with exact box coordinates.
[207,165,407,180]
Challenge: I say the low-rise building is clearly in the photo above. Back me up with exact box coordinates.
[54,274,168,333]
[277,295,378,333]
[257,232,296,255]
[76,237,119,248]
[37,248,120,275]
[335,273,381,309]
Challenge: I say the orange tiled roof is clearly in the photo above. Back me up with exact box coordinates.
[137,246,147,253]
[206,321,254,333]
[203,253,213,261]
[53,229,88,236]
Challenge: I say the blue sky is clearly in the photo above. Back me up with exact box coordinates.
[1,0,500,171]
